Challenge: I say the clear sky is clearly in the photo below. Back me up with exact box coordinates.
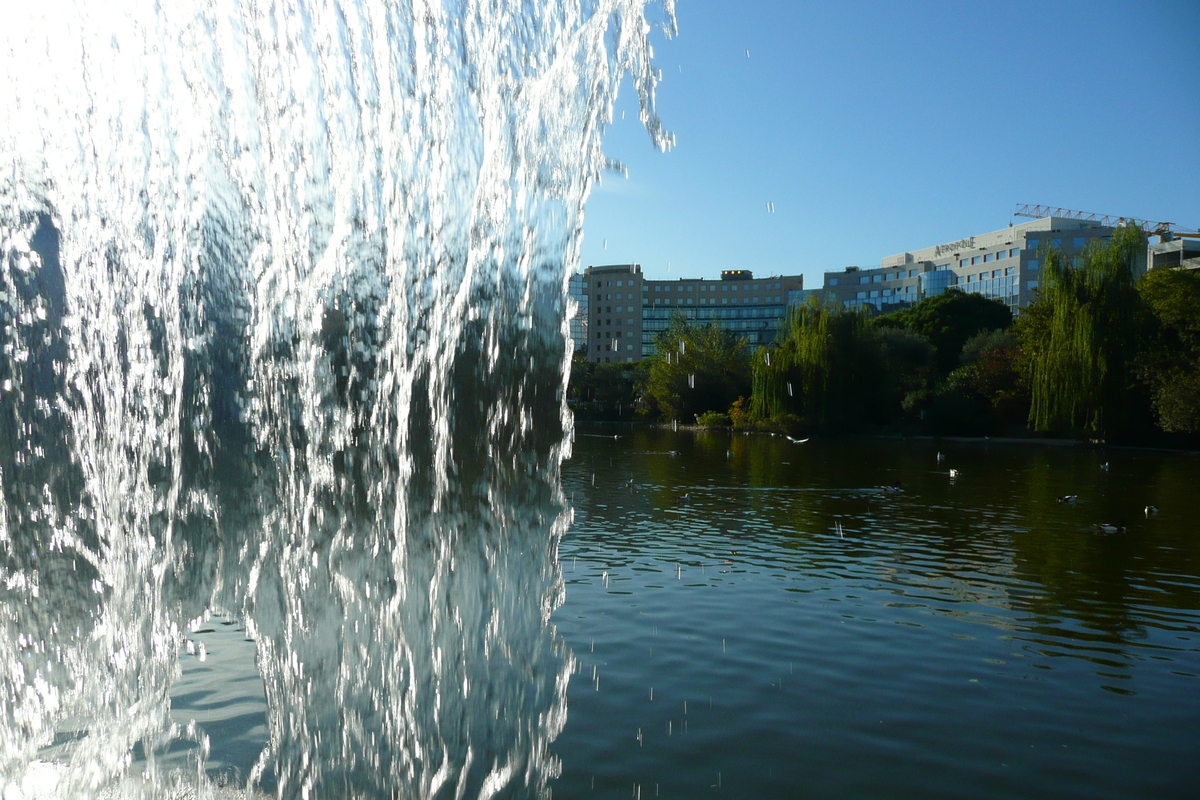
[580,0,1200,288]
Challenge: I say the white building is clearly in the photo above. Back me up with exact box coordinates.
[821,216,1133,315]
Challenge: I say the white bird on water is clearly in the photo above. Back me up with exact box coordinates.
[948,468,960,478]
[784,435,809,444]
[1145,505,1159,517]
[1056,495,1078,504]
[1093,520,1125,534]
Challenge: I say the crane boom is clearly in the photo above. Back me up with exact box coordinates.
[1013,204,1197,236]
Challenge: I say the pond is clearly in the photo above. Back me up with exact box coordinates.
[549,427,1200,799]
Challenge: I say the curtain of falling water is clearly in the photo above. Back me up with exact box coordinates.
[0,1,674,797]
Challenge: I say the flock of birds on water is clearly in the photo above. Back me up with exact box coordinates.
[583,432,1157,537]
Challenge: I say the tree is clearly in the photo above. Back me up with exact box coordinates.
[642,314,750,421]
[875,288,1012,376]
[1136,265,1200,432]
[1025,224,1152,437]
[749,297,881,429]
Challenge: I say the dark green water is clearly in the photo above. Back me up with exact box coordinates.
[550,427,1200,799]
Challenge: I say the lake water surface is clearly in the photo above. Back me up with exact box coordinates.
[550,427,1200,799]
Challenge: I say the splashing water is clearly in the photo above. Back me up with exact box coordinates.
[0,1,673,797]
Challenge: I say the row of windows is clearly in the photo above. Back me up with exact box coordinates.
[853,268,921,286]
[958,267,1017,283]
[959,248,1021,268]
[856,285,918,299]
[1028,237,1092,251]
[586,279,790,291]
[959,276,1019,296]
[649,281,785,292]
[585,278,639,289]
[643,306,787,321]
[648,296,784,306]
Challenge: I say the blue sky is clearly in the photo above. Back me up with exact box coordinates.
[581,0,1200,289]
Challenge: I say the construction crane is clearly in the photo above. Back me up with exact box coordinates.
[1013,204,1198,239]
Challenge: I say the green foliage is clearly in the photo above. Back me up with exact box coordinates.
[696,411,732,428]
[567,355,647,419]
[749,297,881,429]
[875,288,1012,376]
[920,329,1025,433]
[1137,266,1200,432]
[872,326,935,414]
[642,313,751,421]
[1026,225,1152,436]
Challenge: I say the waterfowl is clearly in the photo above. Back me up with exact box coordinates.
[948,469,960,478]
[678,493,692,506]
[936,452,945,463]
[784,435,810,444]
[1145,505,1159,517]
[1056,495,1078,504]
[1100,462,1110,471]
[1093,520,1125,534]
[877,482,903,494]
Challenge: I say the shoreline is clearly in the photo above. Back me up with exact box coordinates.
[573,419,1200,455]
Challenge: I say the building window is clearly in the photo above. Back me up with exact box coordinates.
[869,290,879,298]
[860,277,869,285]
[883,288,892,297]
[971,256,981,265]
[906,285,915,294]
[992,270,1001,279]
[642,285,648,292]
[968,275,975,282]
[984,254,993,263]
[829,278,839,286]
[1052,238,1062,248]
[1027,259,1039,271]
[1027,239,1039,250]
[909,269,918,277]
[1073,237,1085,248]
[873,275,882,283]
[1005,267,1016,276]
[1027,280,1039,290]
[959,259,968,268]
[1010,248,1019,258]
[616,280,623,286]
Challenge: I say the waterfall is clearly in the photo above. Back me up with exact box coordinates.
[0,1,673,797]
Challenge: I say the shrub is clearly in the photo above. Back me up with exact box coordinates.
[696,411,732,428]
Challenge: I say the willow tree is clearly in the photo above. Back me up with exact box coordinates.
[750,297,875,427]
[1026,224,1149,435]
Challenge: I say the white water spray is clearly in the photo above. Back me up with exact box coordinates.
[0,1,673,797]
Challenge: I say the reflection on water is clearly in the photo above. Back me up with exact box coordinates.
[552,427,1200,799]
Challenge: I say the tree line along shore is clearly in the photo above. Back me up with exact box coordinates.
[568,226,1200,448]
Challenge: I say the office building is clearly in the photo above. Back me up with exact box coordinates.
[568,272,588,354]
[582,264,804,363]
[821,216,1131,315]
